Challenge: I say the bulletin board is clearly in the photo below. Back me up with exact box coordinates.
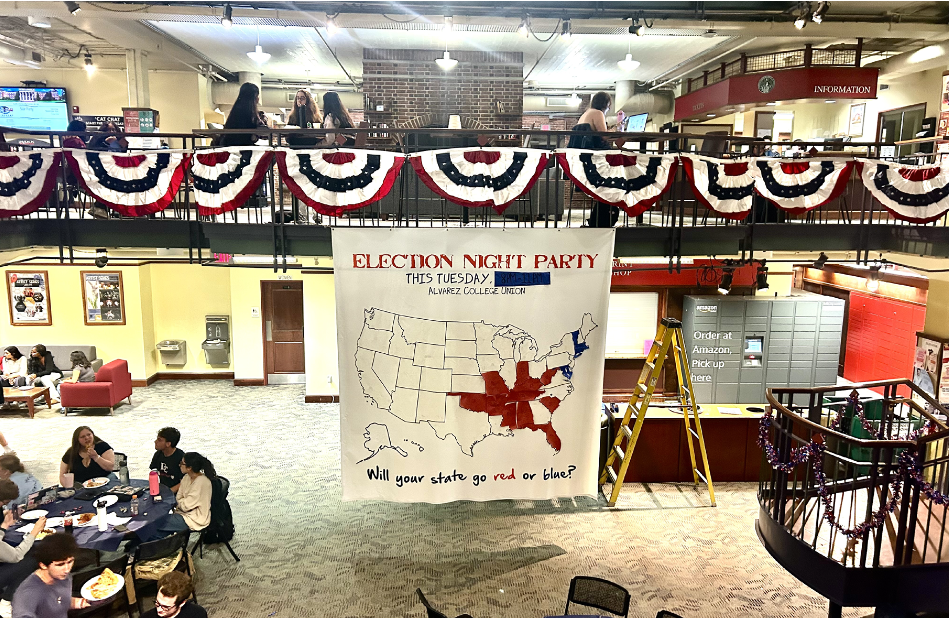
[605,292,660,358]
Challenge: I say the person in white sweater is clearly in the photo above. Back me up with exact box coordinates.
[1,347,28,389]
[150,452,214,540]
[0,480,46,605]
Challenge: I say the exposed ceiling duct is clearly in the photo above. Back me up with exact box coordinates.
[0,40,41,68]
[617,91,675,116]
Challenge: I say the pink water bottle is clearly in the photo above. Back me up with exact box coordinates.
[149,470,160,496]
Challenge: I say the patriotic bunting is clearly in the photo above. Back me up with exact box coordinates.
[276,148,404,216]
[66,149,191,217]
[191,147,273,216]
[0,151,62,218]
[856,159,949,224]
[753,159,854,214]
[681,155,754,220]
[556,150,678,216]
[409,148,549,214]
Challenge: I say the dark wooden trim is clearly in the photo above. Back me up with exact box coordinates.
[234,378,266,386]
[301,270,334,275]
[305,394,340,403]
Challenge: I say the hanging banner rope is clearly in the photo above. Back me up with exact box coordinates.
[681,155,754,220]
[856,159,949,223]
[409,148,549,214]
[555,150,678,217]
[191,147,273,216]
[752,158,854,214]
[0,151,62,218]
[276,148,404,216]
[66,149,191,217]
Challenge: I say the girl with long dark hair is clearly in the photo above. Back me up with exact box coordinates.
[320,91,355,146]
[152,452,216,538]
[219,82,262,147]
[59,426,115,485]
[285,89,322,147]
[1,347,28,388]
[59,351,95,385]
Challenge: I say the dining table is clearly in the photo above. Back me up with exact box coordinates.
[2,479,178,552]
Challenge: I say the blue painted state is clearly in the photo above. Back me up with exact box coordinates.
[571,330,590,358]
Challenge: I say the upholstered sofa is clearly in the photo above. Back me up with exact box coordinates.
[9,345,103,372]
[59,359,133,415]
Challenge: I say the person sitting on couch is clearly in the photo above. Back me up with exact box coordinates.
[1,347,29,388]
[59,352,96,386]
[26,345,61,405]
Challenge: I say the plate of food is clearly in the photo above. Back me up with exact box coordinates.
[35,528,56,540]
[97,495,119,508]
[45,516,65,528]
[75,512,97,527]
[20,509,48,521]
[83,477,110,489]
[81,568,124,602]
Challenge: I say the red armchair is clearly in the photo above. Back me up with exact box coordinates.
[60,359,133,415]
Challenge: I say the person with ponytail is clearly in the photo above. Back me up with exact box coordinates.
[151,452,215,539]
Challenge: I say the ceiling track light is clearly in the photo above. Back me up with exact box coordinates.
[517,15,529,38]
[812,252,829,270]
[628,14,652,36]
[794,2,811,29]
[718,265,734,295]
[221,3,233,28]
[560,19,572,40]
[756,261,769,291]
[813,1,830,24]
[83,51,95,74]
[866,263,882,291]
[325,13,339,36]
[64,1,81,15]
[443,16,453,33]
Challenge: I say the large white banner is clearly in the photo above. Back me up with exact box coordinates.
[333,228,614,503]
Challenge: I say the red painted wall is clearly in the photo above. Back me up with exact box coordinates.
[843,292,926,396]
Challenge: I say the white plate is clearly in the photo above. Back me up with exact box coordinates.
[45,516,65,528]
[81,571,125,602]
[20,509,48,521]
[83,477,110,489]
[97,495,118,508]
[74,513,98,527]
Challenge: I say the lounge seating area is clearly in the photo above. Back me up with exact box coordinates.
[59,359,133,415]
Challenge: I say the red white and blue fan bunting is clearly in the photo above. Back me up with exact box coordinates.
[556,149,678,216]
[191,147,273,216]
[753,159,854,214]
[66,149,190,217]
[276,148,404,216]
[0,151,62,218]
[681,155,754,220]
[410,148,549,214]
[856,159,949,223]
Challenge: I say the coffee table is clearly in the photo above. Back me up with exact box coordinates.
[2,386,51,418]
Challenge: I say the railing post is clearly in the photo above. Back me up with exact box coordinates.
[720,62,727,79]
[740,53,747,74]
[804,44,813,68]
[703,70,708,86]
[855,38,863,67]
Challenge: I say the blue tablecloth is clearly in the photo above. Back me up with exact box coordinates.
[2,479,177,552]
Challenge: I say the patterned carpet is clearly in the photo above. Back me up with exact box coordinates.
[1,381,871,618]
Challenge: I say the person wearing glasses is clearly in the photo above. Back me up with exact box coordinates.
[11,533,90,617]
[141,571,207,618]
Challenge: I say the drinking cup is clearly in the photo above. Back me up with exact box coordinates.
[63,473,74,488]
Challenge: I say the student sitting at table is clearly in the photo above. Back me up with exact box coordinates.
[151,452,215,540]
[141,571,208,618]
[150,427,185,493]
[0,455,42,511]
[59,426,116,487]
[11,533,90,617]
[0,484,46,613]
[58,352,96,386]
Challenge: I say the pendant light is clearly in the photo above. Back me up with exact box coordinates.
[435,39,457,71]
[618,37,639,72]
[247,26,271,64]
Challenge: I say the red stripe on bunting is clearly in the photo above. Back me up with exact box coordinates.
[463,150,501,165]
[0,155,20,170]
[323,151,356,164]
[275,151,405,217]
[681,157,750,221]
[66,152,191,217]
[779,161,811,175]
[722,162,750,176]
[555,153,678,217]
[758,161,855,215]
[196,151,274,216]
[410,153,549,214]
[196,152,231,166]
[111,155,147,168]
[0,152,62,218]
[897,167,942,182]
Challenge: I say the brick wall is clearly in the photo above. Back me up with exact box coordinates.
[362,49,524,129]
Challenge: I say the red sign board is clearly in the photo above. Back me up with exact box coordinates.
[675,67,879,121]
[611,259,757,287]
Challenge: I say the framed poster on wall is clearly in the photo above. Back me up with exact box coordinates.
[848,103,866,136]
[6,270,52,326]
[81,271,125,325]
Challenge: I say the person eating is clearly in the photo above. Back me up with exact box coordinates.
[59,426,115,487]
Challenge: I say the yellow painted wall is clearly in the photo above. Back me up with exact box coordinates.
[303,273,339,396]
[923,278,949,341]
[150,72,205,134]
[859,67,946,142]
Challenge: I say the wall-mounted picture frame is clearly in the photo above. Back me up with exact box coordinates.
[81,271,125,325]
[848,102,866,137]
[6,270,52,326]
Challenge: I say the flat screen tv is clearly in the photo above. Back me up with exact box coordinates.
[0,87,69,131]
[625,113,648,133]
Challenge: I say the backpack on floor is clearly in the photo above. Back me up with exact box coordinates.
[204,476,235,544]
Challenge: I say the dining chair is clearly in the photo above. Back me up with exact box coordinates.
[415,588,473,618]
[130,529,194,616]
[68,553,133,618]
[564,576,631,617]
[190,476,240,562]
[656,611,683,618]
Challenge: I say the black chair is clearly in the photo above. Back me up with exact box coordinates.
[190,476,240,562]
[415,588,472,618]
[68,553,133,618]
[131,529,194,616]
[656,611,683,618]
[565,576,631,617]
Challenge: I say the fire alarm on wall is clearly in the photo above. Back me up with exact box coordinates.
[72,105,80,113]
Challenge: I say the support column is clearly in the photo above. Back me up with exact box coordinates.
[125,49,150,107]
[238,71,262,91]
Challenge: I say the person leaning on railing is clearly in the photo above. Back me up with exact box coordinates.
[319,91,356,147]
[285,89,322,148]
[218,82,264,148]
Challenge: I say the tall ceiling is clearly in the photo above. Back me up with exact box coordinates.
[0,1,947,90]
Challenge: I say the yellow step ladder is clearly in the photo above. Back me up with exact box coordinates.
[599,317,716,507]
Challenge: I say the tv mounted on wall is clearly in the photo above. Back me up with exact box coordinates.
[0,87,69,131]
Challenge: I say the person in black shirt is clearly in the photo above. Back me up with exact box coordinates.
[27,344,62,404]
[141,571,207,618]
[59,426,115,486]
[149,428,185,493]
[218,82,262,147]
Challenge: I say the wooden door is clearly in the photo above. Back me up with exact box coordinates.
[262,281,305,384]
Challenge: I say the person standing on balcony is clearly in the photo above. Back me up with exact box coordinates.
[320,92,355,147]
[218,82,263,147]
[285,89,322,148]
